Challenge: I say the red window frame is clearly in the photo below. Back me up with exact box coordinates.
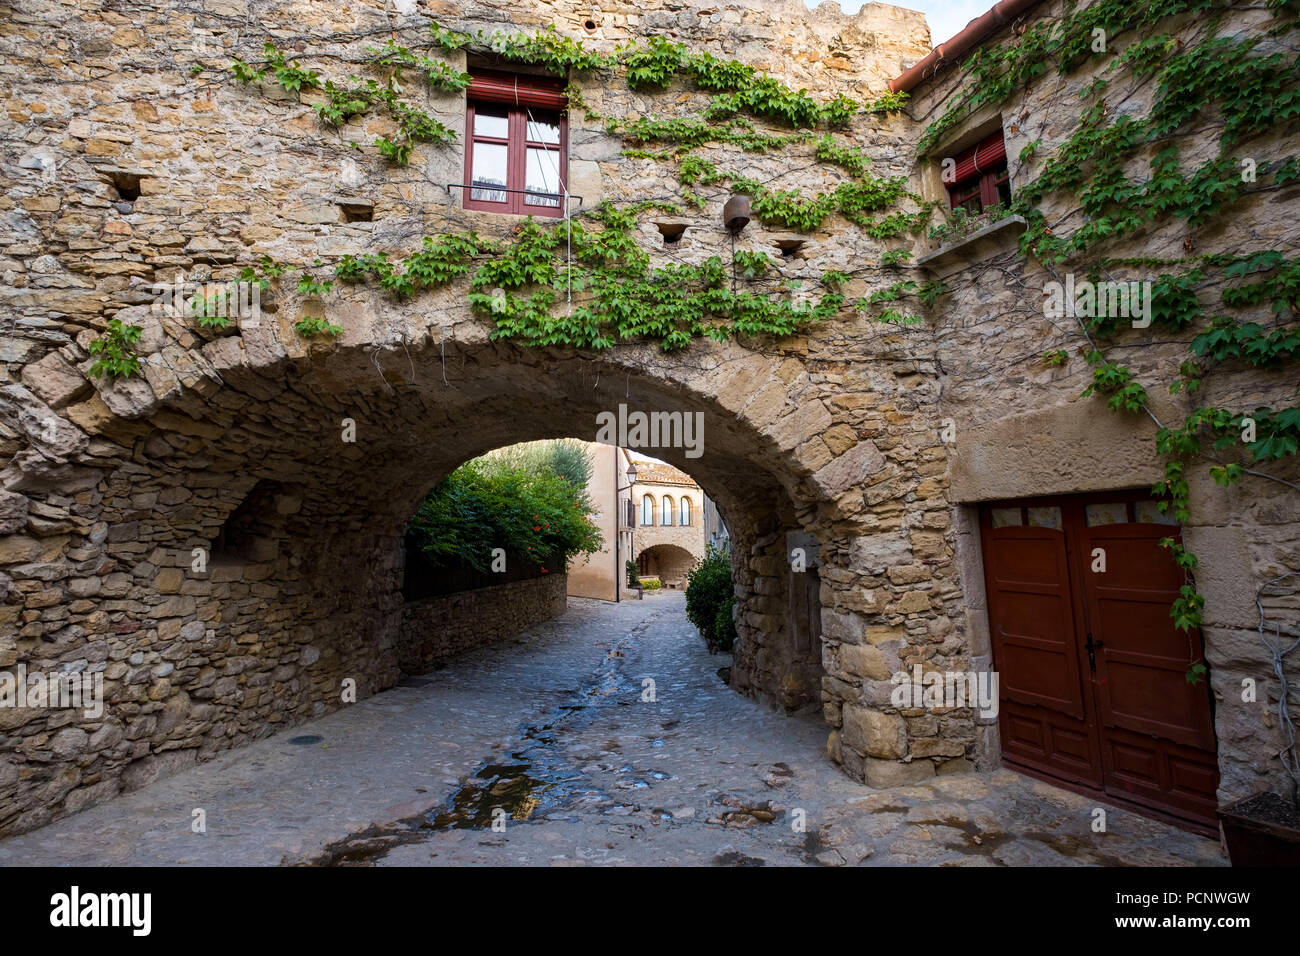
[945,130,1010,214]
[463,71,568,218]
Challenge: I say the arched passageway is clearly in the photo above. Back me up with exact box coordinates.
[635,543,695,589]
[4,292,956,835]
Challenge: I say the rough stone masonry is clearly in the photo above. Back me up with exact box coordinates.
[0,0,1295,837]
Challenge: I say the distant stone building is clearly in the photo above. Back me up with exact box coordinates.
[629,457,706,589]
[566,448,708,597]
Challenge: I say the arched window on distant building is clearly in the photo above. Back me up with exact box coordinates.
[641,494,654,526]
[679,498,691,526]
[661,495,674,525]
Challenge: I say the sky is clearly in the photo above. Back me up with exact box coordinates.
[806,0,992,47]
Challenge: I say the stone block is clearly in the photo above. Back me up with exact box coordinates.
[842,703,904,759]
[839,642,891,681]
[862,756,937,788]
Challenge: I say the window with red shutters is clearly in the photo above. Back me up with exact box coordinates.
[944,130,1010,214]
[464,70,568,217]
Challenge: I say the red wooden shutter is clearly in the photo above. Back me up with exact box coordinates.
[975,131,1007,170]
[948,130,1007,187]
[467,70,567,110]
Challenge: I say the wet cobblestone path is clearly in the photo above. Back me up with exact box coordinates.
[0,595,1224,866]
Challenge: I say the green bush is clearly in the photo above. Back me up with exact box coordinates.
[713,595,737,651]
[626,559,641,588]
[685,543,735,652]
[488,438,593,489]
[407,441,603,575]
[639,577,662,590]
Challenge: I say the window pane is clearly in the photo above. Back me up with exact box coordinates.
[471,141,508,202]
[950,180,982,214]
[642,495,653,525]
[661,498,673,525]
[473,104,508,138]
[1027,506,1062,530]
[1134,499,1179,526]
[1085,502,1129,527]
[525,112,560,145]
[990,507,1022,528]
[680,499,690,525]
[994,171,1012,206]
[524,147,561,206]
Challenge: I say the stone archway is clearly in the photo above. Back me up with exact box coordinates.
[634,543,695,588]
[0,0,971,839]
[3,293,959,834]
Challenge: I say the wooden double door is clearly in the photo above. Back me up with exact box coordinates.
[979,492,1219,832]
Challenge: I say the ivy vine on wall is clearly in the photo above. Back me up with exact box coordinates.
[918,0,1300,674]
[175,18,931,352]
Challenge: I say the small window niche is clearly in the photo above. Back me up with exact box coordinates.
[338,201,374,223]
[102,170,144,205]
[773,237,807,259]
[656,222,687,246]
[211,480,282,566]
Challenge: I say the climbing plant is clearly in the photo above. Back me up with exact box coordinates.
[915,0,1300,670]
[211,19,934,351]
[87,319,143,379]
[230,40,457,165]
[221,18,931,242]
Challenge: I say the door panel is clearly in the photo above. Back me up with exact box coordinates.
[1099,724,1220,823]
[981,493,1220,832]
[1078,520,1216,750]
[980,509,1102,786]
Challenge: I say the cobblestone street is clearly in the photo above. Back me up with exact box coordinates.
[0,595,1224,867]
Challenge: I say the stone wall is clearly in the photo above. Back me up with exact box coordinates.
[397,573,568,674]
[0,0,948,835]
[905,0,1300,801]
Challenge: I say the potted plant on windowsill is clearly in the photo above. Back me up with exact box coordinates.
[1217,573,1300,866]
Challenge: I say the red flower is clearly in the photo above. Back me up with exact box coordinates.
[533,526,541,531]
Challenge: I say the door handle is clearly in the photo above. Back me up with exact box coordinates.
[1084,632,1104,672]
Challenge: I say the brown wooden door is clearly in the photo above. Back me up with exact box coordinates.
[980,493,1219,832]
[980,505,1102,788]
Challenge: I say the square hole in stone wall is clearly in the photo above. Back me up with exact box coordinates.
[102,170,143,204]
[338,202,374,223]
[656,222,686,245]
